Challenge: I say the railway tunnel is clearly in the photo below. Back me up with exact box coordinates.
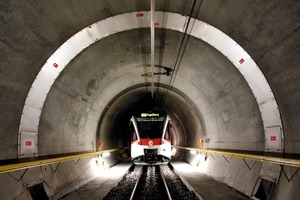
[0,0,299,199]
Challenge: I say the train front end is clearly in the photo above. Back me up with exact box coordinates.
[130,111,172,165]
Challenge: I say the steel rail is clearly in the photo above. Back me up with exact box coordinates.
[0,149,118,174]
[160,166,172,200]
[175,146,300,168]
[129,166,143,200]
[130,166,172,200]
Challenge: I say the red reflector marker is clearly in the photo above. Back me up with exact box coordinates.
[25,141,32,146]
[136,13,144,17]
[270,136,277,141]
[53,63,59,68]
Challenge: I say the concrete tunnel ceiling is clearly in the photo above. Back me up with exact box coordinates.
[1,1,299,161]
[20,11,281,158]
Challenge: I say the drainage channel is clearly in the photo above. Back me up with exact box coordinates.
[103,163,199,200]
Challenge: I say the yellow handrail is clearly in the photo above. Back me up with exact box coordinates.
[174,146,300,168]
[0,149,118,174]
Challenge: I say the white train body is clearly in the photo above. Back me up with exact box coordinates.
[130,111,172,165]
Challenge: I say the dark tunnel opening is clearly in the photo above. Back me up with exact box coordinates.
[97,84,205,154]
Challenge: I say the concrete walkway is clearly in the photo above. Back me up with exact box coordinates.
[171,161,250,200]
[60,161,250,200]
[60,162,132,200]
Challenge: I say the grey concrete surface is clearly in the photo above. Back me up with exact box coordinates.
[182,150,262,197]
[0,0,299,199]
[59,162,132,200]
[172,161,250,200]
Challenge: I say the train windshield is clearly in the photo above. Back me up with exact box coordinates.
[136,115,165,139]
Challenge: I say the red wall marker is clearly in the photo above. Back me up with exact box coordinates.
[270,136,277,141]
[136,13,144,17]
[53,63,59,68]
[26,141,32,146]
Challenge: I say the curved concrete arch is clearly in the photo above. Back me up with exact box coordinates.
[18,11,283,158]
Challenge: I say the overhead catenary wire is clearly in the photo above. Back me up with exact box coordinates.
[159,0,200,108]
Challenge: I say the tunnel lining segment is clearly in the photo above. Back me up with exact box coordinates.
[18,11,283,158]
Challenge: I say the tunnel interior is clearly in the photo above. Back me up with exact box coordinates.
[0,1,299,199]
[37,27,264,157]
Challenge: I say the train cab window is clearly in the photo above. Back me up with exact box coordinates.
[137,117,164,139]
[138,121,163,139]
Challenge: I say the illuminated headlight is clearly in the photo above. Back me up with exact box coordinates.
[102,152,110,157]
[190,150,197,155]
[90,157,107,176]
[171,148,177,155]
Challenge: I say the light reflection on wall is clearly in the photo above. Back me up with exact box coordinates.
[190,151,209,173]
[90,155,109,177]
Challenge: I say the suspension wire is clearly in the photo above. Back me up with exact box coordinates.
[159,0,199,108]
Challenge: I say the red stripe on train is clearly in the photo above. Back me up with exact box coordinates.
[140,138,161,145]
[131,139,171,145]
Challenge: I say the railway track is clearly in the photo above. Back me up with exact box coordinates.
[103,163,199,200]
[130,165,172,200]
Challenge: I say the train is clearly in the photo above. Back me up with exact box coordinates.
[129,110,172,165]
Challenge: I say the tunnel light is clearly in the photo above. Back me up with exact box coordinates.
[191,153,209,173]
[96,157,104,166]
[90,156,108,177]
[102,152,110,157]
[171,148,177,156]
[190,150,198,155]
[191,154,201,167]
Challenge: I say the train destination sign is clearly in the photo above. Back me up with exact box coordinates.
[141,113,160,117]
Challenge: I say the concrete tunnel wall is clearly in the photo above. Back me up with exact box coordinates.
[39,27,263,155]
[0,1,299,199]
